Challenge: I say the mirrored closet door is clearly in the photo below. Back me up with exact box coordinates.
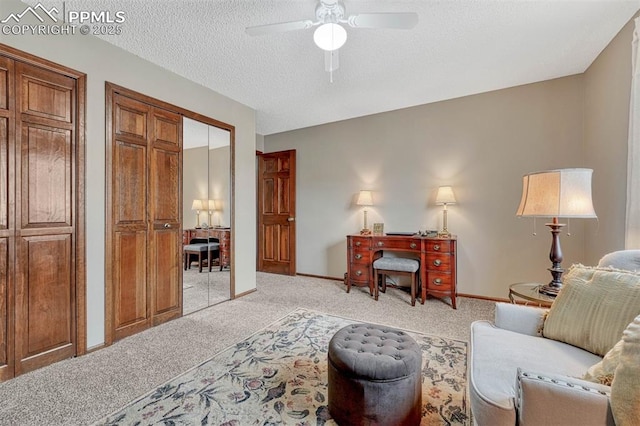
[182,118,231,314]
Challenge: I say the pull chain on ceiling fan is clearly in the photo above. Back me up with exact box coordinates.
[246,0,418,82]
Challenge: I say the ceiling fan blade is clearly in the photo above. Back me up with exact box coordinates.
[346,13,418,29]
[245,20,315,36]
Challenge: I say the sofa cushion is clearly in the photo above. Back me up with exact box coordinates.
[543,264,640,356]
[583,338,623,385]
[611,315,640,426]
[470,320,601,426]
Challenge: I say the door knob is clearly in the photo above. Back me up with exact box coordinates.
[164,223,171,228]
[288,217,295,222]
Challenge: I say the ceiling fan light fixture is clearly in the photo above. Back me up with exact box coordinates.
[313,23,347,51]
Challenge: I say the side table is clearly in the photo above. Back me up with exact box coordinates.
[508,282,555,307]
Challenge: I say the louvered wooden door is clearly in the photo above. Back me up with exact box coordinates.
[108,87,182,343]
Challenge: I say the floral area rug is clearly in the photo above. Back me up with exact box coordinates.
[95,308,469,425]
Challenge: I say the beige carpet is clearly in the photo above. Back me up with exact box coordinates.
[0,273,495,425]
[182,267,230,315]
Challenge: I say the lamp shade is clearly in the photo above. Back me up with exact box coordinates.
[516,168,597,218]
[436,186,457,205]
[191,199,203,211]
[208,199,217,211]
[356,190,373,206]
[313,23,347,51]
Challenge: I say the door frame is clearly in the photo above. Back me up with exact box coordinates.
[0,43,87,357]
[104,83,235,346]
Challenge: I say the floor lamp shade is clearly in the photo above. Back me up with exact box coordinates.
[516,168,597,295]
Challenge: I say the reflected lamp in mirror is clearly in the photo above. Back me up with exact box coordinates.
[516,168,597,296]
[435,186,456,238]
[207,199,217,226]
[191,199,203,228]
[356,190,373,235]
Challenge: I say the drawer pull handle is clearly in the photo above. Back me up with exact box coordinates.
[433,244,440,251]
[433,278,442,285]
[377,241,384,247]
[433,259,442,267]
[354,254,362,260]
[410,243,417,249]
[355,270,363,276]
[355,241,361,247]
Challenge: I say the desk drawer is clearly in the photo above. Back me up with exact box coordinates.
[426,240,452,253]
[350,250,371,264]
[426,272,452,290]
[426,253,452,270]
[372,238,421,251]
[349,265,370,282]
[349,236,372,249]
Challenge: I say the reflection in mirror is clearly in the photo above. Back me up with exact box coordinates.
[182,118,231,315]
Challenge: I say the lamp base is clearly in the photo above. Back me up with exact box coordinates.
[539,284,560,297]
[437,230,452,239]
[360,228,371,235]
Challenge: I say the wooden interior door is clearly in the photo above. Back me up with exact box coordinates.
[149,108,181,325]
[110,94,151,341]
[14,62,77,374]
[106,84,183,343]
[0,56,14,381]
[258,150,296,275]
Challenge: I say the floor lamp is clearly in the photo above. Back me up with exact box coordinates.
[516,168,597,296]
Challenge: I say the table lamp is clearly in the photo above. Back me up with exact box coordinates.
[191,199,203,228]
[208,199,217,226]
[436,186,456,238]
[516,168,597,296]
[357,190,373,235]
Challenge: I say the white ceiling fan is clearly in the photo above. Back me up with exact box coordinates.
[245,0,418,81]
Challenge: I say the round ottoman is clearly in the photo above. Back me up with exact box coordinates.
[328,323,423,425]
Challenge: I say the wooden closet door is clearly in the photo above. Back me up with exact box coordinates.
[149,107,181,324]
[14,62,77,375]
[0,57,14,381]
[110,94,151,341]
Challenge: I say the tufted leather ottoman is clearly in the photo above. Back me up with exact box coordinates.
[328,323,422,425]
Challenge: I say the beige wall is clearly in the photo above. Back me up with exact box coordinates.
[2,0,257,348]
[583,13,638,264]
[265,76,588,298]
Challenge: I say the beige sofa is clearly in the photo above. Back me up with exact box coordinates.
[469,251,640,426]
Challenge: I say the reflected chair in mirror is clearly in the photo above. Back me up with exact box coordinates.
[207,237,221,272]
[184,237,209,273]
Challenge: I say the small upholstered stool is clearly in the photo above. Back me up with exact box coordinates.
[328,323,423,426]
[373,257,420,306]
[183,243,209,273]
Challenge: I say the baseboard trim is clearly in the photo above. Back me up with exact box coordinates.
[233,288,257,299]
[85,343,106,354]
[457,293,509,303]
[296,272,343,281]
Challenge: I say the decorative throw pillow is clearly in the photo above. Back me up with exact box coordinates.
[611,315,640,426]
[543,264,640,356]
[583,338,623,385]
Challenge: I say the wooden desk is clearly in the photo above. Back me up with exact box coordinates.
[183,227,231,270]
[346,234,458,309]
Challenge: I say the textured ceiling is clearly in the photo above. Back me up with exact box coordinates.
[23,0,640,135]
